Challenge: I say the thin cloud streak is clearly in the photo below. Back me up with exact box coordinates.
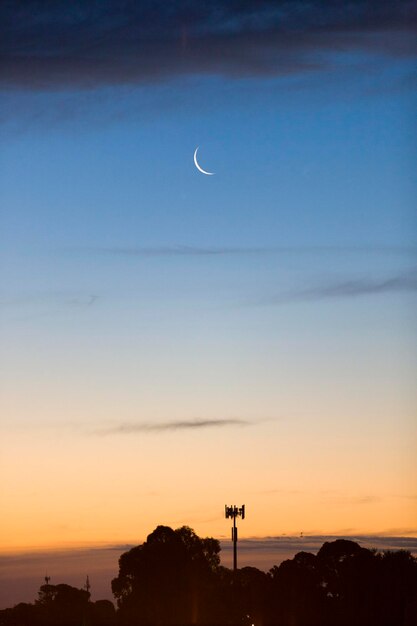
[1,1,416,90]
[82,244,417,258]
[96,418,250,435]
[223,534,417,552]
[0,293,99,322]
[0,293,98,309]
[261,269,417,304]
[93,245,268,257]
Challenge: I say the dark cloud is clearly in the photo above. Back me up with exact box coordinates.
[1,1,416,90]
[97,418,249,435]
[222,534,417,553]
[220,535,417,570]
[262,269,417,304]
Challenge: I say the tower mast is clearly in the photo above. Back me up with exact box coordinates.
[225,504,245,571]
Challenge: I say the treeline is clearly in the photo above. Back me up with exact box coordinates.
[1,525,416,626]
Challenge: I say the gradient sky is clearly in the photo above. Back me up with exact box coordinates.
[0,1,416,552]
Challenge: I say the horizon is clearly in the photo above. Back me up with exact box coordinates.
[1,530,417,610]
[2,526,417,555]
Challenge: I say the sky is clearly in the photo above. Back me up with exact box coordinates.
[0,0,416,572]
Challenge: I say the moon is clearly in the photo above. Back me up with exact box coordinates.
[193,147,215,176]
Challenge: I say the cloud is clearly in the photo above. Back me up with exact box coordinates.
[0,293,98,323]
[261,269,417,304]
[93,245,267,257]
[220,535,417,571]
[82,244,417,258]
[321,494,383,506]
[0,293,98,309]
[96,418,250,435]
[1,1,416,90]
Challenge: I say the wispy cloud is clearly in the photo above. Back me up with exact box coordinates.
[321,494,383,506]
[92,245,267,257]
[0,293,98,309]
[81,244,417,258]
[261,269,417,304]
[0,293,98,322]
[96,418,250,435]
[255,490,382,504]
[1,1,416,90]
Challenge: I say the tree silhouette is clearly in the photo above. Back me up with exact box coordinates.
[36,583,90,626]
[266,539,417,626]
[89,599,116,626]
[268,550,325,626]
[112,525,220,624]
[0,584,116,626]
[1,533,416,626]
[376,550,417,626]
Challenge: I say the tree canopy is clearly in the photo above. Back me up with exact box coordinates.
[112,525,220,624]
[0,582,115,626]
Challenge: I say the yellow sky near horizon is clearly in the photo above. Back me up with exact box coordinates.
[1,405,415,551]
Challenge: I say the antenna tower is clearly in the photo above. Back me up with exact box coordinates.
[225,504,245,571]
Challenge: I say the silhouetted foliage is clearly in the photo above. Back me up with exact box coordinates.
[210,565,269,625]
[266,539,417,626]
[267,550,325,626]
[35,583,90,625]
[112,525,220,624]
[0,584,116,626]
[1,531,416,626]
[0,603,37,626]
[111,528,417,625]
[89,599,116,626]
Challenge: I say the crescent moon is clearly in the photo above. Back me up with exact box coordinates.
[193,147,215,176]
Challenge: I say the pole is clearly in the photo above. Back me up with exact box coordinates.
[225,504,245,573]
[233,515,237,571]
